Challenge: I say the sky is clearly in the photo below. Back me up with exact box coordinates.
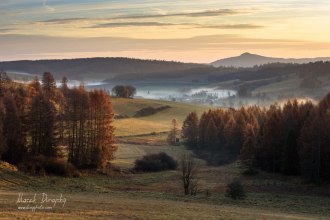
[1,0,330,63]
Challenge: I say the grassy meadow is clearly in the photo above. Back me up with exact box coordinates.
[1,98,330,219]
[112,98,210,136]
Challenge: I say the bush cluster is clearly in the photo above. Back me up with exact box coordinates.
[134,152,178,172]
[225,179,246,200]
[18,156,80,177]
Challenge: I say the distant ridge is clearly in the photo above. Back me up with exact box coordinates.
[0,57,204,80]
[211,52,330,67]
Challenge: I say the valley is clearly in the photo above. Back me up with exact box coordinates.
[2,1,330,219]
[1,97,330,219]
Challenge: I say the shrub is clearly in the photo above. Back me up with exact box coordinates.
[44,158,80,177]
[18,156,80,177]
[18,155,47,176]
[134,106,171,117]
[0,161,18,172]
[134,152,178,172]
[241,166,258,176]
[225,178,246,200]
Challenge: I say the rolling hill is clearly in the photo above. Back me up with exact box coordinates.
[2,56,330,102]
[112,97,210,137]
[211,52,330,68]
[0,57,204,80]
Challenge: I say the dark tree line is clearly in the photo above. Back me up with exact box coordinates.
[182,94,330,182]
[0,58,202,81]
[112,85,136,98]
[0,72,116,169]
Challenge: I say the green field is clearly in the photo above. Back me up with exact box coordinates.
[1,98,330,219]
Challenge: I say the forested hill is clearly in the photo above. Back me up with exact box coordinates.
[211,52,330,68]
[0,57,204,80]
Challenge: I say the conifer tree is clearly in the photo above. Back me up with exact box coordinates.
[0,98,7,159]
[29,92,57,157]
[89,90,116,168]
[167,118,179,145]
[2,94,25,164]
[204,118,218,151]
[182,112,199,148]
[0,71,11,97]
[28,77,41,97]
[58,77,69,145]
[281,129,300,175]
[42,72,57,100]
[223,113,237,153]
[260,105,282,172]
[240,122,259,170]
[299,95,330,182]
[198,110,212,148]
[299,109,322,182]
[67,85,90,166]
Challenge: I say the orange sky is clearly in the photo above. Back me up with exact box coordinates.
[1,0,330,62]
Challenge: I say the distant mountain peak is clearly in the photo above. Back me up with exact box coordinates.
[240,52,265,58]
[211,53,330,68]
[240,52,252,56]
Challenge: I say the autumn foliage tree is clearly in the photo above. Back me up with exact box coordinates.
[181,112,199,148]
[205,118,218,151]
[29,92,57,157]
[0,99,6,159]
[2,93,25,164]
[66,85,90,167]
[0,72,116,171]
[182,93,330,182]
[0,72,11,96]
[240,122,259,171]
[88,90,116,168]
[66,85,116,169]
[299,95,330,182]
[28,73,58,157]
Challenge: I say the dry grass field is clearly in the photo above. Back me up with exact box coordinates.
[1,151,330,220]
[112,98,210,136]
[1,190,326,220]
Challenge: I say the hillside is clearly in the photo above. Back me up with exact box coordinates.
[2,57,330,103]
[113,62,330,101]
[112,98,210,136]
[0,57,204,80]
[211,52,330,68]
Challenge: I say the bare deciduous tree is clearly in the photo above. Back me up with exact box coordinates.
[180,153,198,195]
[167,118,179,145]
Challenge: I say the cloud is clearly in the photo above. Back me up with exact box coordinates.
[36,17,86,25]
[0,28,16,33]
[36,8,244,25]
[86,22,263,29]
[116,9,241,19]
[88,22,181,28]
[199,24,264,29]
[42,0,55,12]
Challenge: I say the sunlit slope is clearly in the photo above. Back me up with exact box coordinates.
[112,98,210,136]
[0,162,40,190]
[252,75,330,99]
